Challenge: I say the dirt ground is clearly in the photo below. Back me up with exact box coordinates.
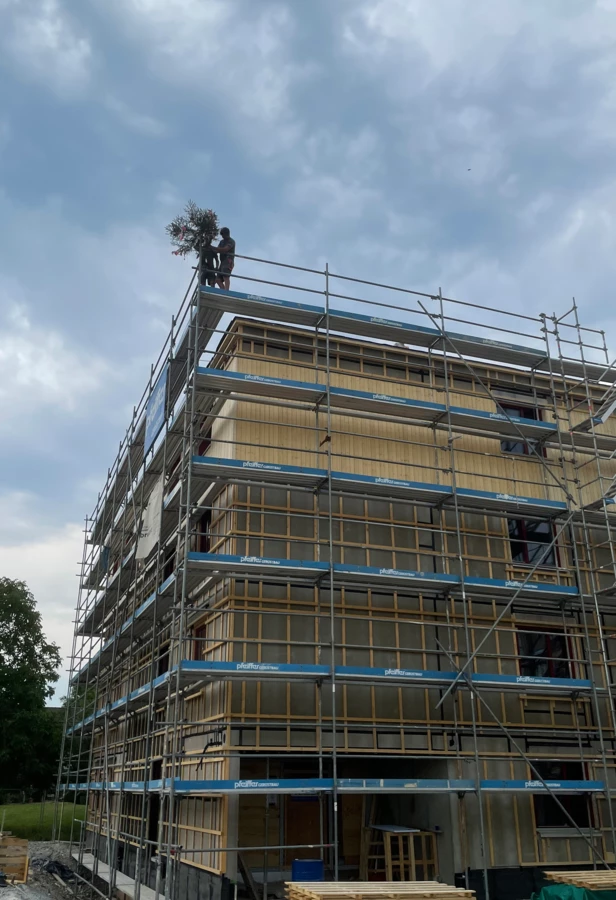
[2,841,77,900]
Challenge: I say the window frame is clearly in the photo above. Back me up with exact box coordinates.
[516,627,572,679]
[508,518,558,568]
[499,400,542,456]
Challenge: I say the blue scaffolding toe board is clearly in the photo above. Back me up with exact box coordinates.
[65,661,593,736]
[194,369,559,442]
[199,286,616,384]
[65,777,605,795]
[190,456,567,519]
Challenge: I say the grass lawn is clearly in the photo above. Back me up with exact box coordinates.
[0,801,86,842]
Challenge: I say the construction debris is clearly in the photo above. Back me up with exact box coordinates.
[29,859,74,882]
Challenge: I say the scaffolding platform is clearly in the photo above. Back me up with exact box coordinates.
[191,456,568,519]
[66,777,605,796]
[195,368,558,442]
[185,551,577,601]
[199,286,616,384]
[65,661,596,735]
[73,852,157,900]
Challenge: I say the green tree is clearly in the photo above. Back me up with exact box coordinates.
[0,578,62,793]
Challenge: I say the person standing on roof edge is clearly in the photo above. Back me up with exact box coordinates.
[214,227,236,290]
[200,240,218,288]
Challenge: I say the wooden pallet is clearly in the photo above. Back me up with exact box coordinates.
[286,881,475,900]
[544,871,616,890]
[0,835,29,884]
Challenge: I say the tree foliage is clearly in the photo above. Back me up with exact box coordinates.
[166,200,219,258]
[0,578,62,793]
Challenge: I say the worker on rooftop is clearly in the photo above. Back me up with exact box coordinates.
[201,240,218,288]
[213,226,236,291]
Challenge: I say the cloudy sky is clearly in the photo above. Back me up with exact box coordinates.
[2,0,616,701]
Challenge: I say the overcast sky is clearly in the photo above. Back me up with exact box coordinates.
[2,0,616,701]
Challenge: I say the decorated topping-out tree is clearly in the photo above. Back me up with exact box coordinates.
[166,200,219,258]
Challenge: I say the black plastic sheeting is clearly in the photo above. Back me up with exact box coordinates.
[30,858,76,881]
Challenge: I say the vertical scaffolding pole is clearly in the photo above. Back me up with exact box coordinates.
[162,250,206,900]
[135,314,176,900]
[324,263,340,879]
[548,306,616,858]
[436,290,490,900]
[53,514,91,846]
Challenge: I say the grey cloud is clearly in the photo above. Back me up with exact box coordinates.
[0,0,92,97]
[93,0,318,156]
[4,0,616,699]
[103,95,168,137]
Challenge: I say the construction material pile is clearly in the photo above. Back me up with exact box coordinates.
[286,882,475,900]
[0,833,29,884]
[544,871,616,890]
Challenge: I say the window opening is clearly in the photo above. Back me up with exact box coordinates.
[147,772,161,846]
[508,519,556,567]
[194,624,208,661]
[532,761,590,828]
[499,401,541,455]
[157,644,170,675]
[198,510,212,553]
[163,548,175,582]
[517,629,570,678]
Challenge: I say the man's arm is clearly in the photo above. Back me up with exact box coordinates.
[212,239,234,255]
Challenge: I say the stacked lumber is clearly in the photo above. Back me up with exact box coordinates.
[545,871,616,890]
[286,882,474,900]
[0,834,29,884]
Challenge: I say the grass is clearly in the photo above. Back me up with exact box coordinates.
[0,801,86,842]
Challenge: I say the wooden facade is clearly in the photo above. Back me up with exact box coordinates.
[63,300,616,898]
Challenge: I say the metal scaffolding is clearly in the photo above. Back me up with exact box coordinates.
[56,255,616,900]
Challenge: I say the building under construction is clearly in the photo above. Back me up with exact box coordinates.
[57,255,616,900]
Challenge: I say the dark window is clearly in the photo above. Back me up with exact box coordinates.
[163,549,175,581]
[243,325,264,337]
[340,354,361,371]
[197,427,212,457]
[508,519,556,566]
[157,645,170,676]
[194,625,207,660]
[499,401,540,455]
[532,761,590,828]
[198,510,211,553]
[147,790,161,846]
[291,348,314,364]
[266,342,289,359]
[518,630,570,678]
